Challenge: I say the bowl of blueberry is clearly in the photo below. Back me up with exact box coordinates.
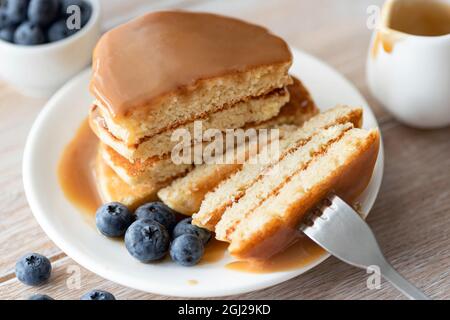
[0,0,100,97]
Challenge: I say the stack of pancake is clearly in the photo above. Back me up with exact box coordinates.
[89,11,318,209]
[88,11,380,260]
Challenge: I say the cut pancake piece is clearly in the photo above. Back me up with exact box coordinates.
[228,128,380,260]
[90,11,292,146]
[157,125,299,215]
[95,151,170,210]
[215,123,354,241]
[100,143,192,186]
[192,105,363,231]
[90,87,290,161]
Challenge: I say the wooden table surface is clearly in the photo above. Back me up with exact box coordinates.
[0,0,449,300]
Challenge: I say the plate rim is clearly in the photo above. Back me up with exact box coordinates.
[22,48,384,297]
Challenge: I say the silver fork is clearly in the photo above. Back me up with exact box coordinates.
[300,194,431,300]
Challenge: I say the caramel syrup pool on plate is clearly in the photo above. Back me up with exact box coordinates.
[58,119,101,215]
[226,236,326,273]
[58,120,327,273]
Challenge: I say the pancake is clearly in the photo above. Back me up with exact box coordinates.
[257,77,317,127]
[193,105,363,231]
[100,143,193,186]
[215,123,354,241]
[227,128,380,259]
[90,11,293,152]
[94,151,166,210]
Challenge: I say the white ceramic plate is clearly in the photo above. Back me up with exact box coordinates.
[23,48,384,298]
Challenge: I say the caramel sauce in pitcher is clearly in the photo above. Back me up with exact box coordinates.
[388,0,450,37]
[371,0,450,59]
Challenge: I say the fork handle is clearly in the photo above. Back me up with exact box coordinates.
[379,259,431,300]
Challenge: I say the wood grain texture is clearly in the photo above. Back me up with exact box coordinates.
[0,0,448,300]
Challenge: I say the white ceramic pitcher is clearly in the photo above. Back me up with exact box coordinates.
[367,0,450,128]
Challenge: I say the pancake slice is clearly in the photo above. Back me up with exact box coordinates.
[192,105,363,231]
[215,123,354,241]
[227,128,380,259]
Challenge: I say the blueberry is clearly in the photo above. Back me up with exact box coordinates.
[170,234,204,266]
[0,11,8,29]
[3,0,29,24]
[27,0,59,26]
[95,202,133,237]
[28,294,54,300]
[135,202,177,232]
[125,219,170,262]
[173,218,211,244]
[15,253,52,286]
[0,26,15,42]
[61,0,91,27]
[47,18,76,42]
[0,8,13,29]
[13,21,45,45]
[81,290,115,300]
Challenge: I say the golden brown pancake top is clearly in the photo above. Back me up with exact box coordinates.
[90,11,292,117]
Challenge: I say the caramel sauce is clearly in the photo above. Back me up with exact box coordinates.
[226,236,326,273]
[388,0,450,36]
[201,239,229,264]
[371,32,395,59]
[58,119,101,215]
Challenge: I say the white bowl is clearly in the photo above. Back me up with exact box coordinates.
[23,49,384,297]
[0,0,101,98]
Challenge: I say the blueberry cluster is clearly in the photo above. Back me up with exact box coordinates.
[15,253,115,300]
[0,0,91,45]
[96,201,211,267]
